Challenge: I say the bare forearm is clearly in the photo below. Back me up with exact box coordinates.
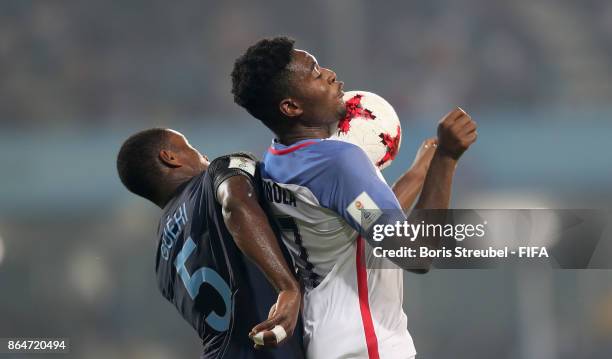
[225,206,299,292]
[392,168,427,209]
[400,152,457,267]
[414,106,476,209]
[415,152,457,209]
[392,137,438,209]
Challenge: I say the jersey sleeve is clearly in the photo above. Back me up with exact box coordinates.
[316,142,406,233]
[209,152,259,201]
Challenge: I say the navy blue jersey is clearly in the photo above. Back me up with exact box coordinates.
[155,152,304,359]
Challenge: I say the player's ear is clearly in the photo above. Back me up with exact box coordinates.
[279,98,303,118]
[159,149,182,168]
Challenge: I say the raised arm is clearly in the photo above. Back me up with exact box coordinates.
[385,109,476,273]
[393,107,477,272]
[415,107,477,210]
[217,175,300,348]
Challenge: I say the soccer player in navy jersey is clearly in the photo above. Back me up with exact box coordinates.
[116,128,305,358]
[231,37,477,358]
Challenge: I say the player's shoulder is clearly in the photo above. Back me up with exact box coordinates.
[299,139,372,186]
[210,151,258,166]
[207,152,260,196]
[209,152,258,175]
[263,139,370,186]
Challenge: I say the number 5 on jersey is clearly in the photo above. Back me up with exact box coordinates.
[175,237,233,332]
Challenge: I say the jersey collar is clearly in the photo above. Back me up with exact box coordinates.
[268,138,323,155]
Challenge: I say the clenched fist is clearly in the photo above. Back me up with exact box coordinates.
[437,107,477,160]
[249,288,300,349]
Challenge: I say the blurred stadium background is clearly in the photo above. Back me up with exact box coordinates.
[1,1,611,358]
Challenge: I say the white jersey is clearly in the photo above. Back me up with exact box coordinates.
[262,138,416,359]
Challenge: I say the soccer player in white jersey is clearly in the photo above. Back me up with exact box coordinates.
[231,37,477,359]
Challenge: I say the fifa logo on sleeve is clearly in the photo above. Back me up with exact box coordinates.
[347,192,382,230]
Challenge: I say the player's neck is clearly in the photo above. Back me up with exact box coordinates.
[156,171,202,208]
[156,185,179,208]
[278,126,331,146]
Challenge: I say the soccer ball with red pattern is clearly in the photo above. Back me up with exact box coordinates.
[330,91,402,170]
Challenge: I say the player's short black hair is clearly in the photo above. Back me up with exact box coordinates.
[231,36,295,128]
[116,128,171,202]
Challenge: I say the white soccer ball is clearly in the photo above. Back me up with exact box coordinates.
[330,90,402,170]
